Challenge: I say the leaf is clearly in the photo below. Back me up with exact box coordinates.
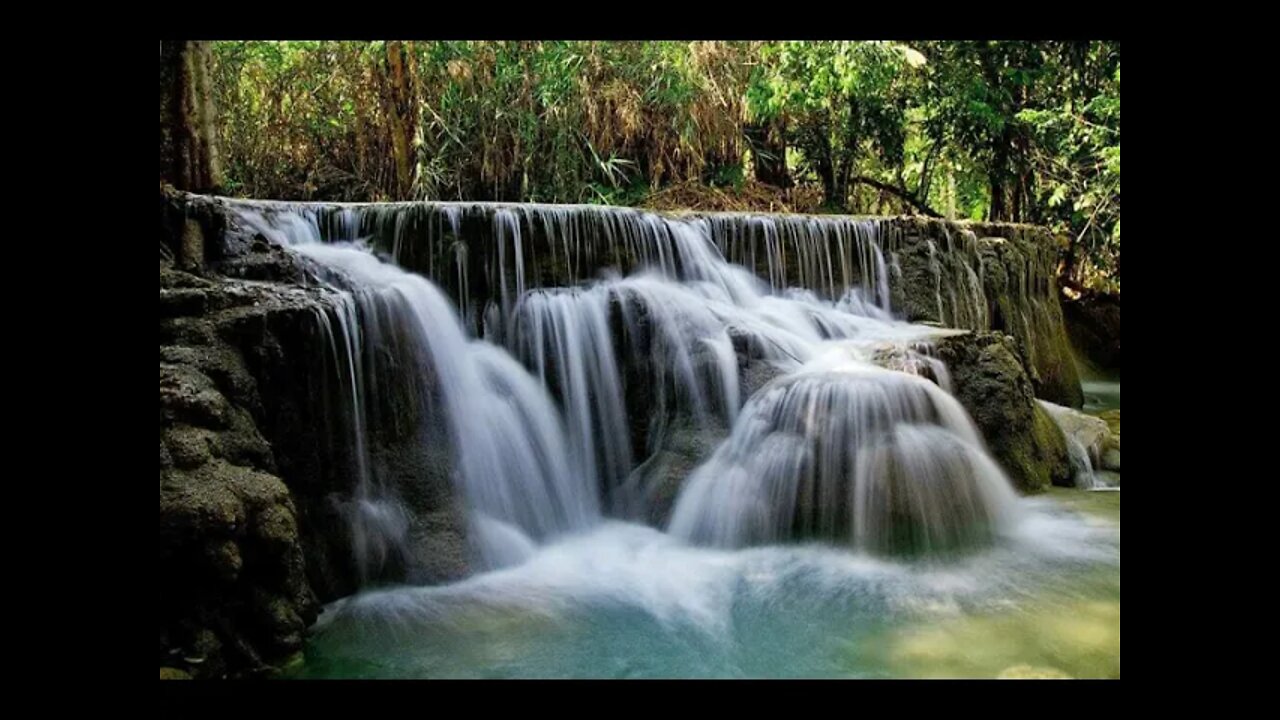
[1048,185,1068,207]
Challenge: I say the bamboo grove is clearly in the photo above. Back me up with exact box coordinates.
[209,41,1120,290]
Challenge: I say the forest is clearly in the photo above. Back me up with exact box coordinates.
[200,41,1119,292]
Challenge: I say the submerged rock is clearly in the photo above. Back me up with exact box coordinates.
[630,414,729,527]
[935,332,1072,493]
[1039,401,1120,485]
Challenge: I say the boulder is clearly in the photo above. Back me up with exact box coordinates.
[885,218,1084,408]
[1039,402,1112,465]
[934,332,1072,493]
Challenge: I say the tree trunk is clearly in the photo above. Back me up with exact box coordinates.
[159,41,222,193]
[946,164,957,220]
[385,41,415,199]
[988,140,1009,222]
[815,151,839,211]
[809,129,846,212]
[849,176,941,217]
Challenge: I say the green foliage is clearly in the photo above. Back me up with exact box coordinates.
[745,42,920,210]
[1017,52,1121,291]
[208,40,1120,288]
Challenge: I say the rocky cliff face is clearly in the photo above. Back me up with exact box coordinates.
[159,252,325,678]
[883,218,1083,408]
[159,189,466,678]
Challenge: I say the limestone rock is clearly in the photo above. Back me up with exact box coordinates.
[1039,402,1113,467]
[935,331,1072,492]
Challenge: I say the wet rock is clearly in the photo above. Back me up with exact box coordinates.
[935,331,1072,492]
[160,363,233,429]
[1098,409,1120,437]
[160,447,316,677]
[739,357,787,400]
[161,193,321,678]
[403,506,471,585]
[632,415,728,527]
[870,340,952,389]
[163,425,215,469]
[886,220,1083,408]
[160,186,471,678]
[160,288,209,318]
[1039,401,1114,471]
[205,537,244,583]
[1095,470,1121,488]
[1101,447,1121,472]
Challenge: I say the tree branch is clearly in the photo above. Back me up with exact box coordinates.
[850,175,942,217]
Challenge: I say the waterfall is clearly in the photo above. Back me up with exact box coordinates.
[667,354,1018,557]
[508,286,634,512]
[1064,435,1102,490]
[312,293,409,584]
[222,198,1029,568]
[232,209,599,574]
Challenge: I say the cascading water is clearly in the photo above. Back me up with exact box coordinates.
[668,356,1019,557]
[234,209,599,574]
[215,197,1117,679]
[702,213,893,309]
[226,199,1024,557]
[311,292,409,584]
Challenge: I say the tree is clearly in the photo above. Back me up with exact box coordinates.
[160,41,222,192]
[747,41,930,213]
[199,40,1120,289]
[1019,51,1120,290]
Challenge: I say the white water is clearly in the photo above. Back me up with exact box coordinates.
[228,200,1028,560]
[669,362,1019,555]
[234,210,599,571]
[300,507,1118,678]
[221,199,1118,678]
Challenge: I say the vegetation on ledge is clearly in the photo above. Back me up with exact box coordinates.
[194,40,1119,291]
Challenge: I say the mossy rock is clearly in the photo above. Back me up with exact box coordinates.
[935,332,1071,493]
[1098,409,1120,438]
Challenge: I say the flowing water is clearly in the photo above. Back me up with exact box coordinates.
[227,200,1119,679]
[1083,376,1121,415]
[292,509,1118,679]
